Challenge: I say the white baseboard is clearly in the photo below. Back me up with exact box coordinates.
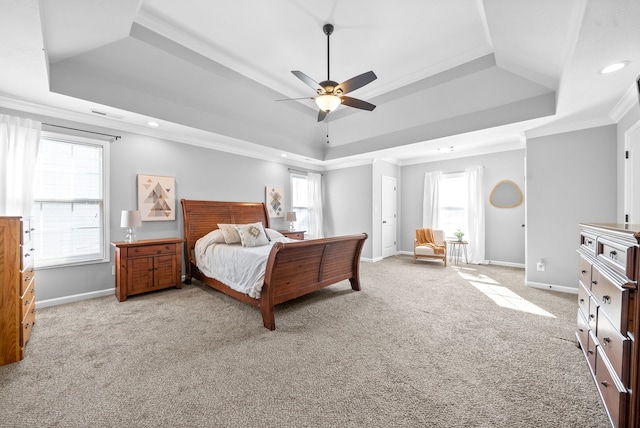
[37,288,115,308]
[526,281,578,294]
[486,260,525,269]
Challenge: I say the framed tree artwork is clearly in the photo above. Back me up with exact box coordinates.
[137,174,176,221]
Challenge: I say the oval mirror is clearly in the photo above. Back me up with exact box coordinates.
[490,180,523,208]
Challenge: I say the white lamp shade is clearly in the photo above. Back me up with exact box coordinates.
[286,211,297,222]
[121,210,142,228]
[315,94,341,112]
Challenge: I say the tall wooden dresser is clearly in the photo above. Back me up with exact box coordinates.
[0,216,36,366]
[577,223,640,427]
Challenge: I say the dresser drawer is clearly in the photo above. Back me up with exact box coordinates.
[591,266,630,335]
[588,295,599,333]
[595,347,628,428]
[578,256,592,289]
[597,237,636,281]
[20,280,36,321]
[20,264,35,296]
[578,280,590,314]
[576,308,589,349]
[21,218,33,245]
[126,243,177,258]
[597,311,631,387]
[581,232,597,254]
[21,303,36,347]
[21,244,35,270]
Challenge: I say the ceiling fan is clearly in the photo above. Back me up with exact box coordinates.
[283,23,377,122]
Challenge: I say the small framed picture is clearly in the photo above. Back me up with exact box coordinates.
[137,174,176,221]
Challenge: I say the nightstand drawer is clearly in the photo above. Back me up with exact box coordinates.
[126,243,177,258]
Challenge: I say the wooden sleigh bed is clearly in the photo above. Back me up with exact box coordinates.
[181,199,367,330]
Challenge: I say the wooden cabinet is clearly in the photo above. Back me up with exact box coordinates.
[112,238,184,301]
[577,223,640,427]
[1,216,36,366]
[279,230,306,240]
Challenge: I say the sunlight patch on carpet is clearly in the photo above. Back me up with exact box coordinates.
[458,270,556,318]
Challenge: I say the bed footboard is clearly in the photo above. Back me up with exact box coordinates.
[260,233,367,330]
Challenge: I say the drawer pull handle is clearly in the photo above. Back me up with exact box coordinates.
[609,250,617,259]
[586,240,593,245]
[24,253,30,258]
[31,308,36,314]
[24,276,31,281]
[602,295,611,304]
[589,314,596,320]
[25,323,31,330]
[603,337,611,346]
[578,328,584,332]
[591,280,597,286]
[588,349,594,355]
[25,300,30,306]
[581,270,587,274]
[579,298,585,304]
[601,380,609,388]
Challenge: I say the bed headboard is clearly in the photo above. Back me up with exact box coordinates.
[181,199,270,257]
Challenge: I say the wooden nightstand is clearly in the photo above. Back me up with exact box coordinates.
[279,230,306,240]
[112,238,185,301]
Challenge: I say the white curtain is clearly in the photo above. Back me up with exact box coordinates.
[307,172,324,239]
[464,165,485,263]
[422,171,442,228]
[0,115,41,217]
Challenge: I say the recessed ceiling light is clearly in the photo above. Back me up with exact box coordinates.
[147,121,160,127]
[600,61,629,74]
[438,146,455,154]
[281,153,287,157]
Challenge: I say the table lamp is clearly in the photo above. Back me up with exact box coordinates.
[286,211,297,232]
[121,210,142,243]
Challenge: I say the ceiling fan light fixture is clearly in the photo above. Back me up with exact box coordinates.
[315,94,341,113]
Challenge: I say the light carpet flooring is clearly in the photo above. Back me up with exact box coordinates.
[0,256,610,427]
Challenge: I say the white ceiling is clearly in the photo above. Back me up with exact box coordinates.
[1,0,640,168]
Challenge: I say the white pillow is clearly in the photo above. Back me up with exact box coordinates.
[235,222,270,247]
[217,223,241,244]
[265,228,283,240]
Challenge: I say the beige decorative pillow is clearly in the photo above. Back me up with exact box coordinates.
[217,223,241,244]
[235,222,270,247]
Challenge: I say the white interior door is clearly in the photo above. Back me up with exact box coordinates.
[382,176,397,258]
[625,122,640,223]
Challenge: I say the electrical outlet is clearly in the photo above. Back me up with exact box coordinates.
[536,260,545,271]
[111,265,115,275]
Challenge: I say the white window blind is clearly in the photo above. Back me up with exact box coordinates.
[439,173,466,238]
[290,173,309,232]
[31,134,109,267]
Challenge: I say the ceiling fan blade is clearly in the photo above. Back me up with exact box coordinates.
[341,96,376,111]
[292,70,322,91]
[336,71,377,94]
[317,110,328,122]
[275,97,314,102]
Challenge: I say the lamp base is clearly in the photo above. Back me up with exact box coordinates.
[125,227,136,243]
[289,222,295,232]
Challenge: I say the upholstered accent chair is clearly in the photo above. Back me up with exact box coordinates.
[414,228,447,267]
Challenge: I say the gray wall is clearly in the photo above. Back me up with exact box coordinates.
[1,107,314,304]
[400,149,526,265]
[324,164,373,259]
[525,125,617,290]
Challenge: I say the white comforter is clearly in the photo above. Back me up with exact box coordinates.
[194,236,293,299]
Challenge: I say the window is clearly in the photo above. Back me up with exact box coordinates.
[31,133,109,268]
[290,173,309,232]
[439,173,466,237]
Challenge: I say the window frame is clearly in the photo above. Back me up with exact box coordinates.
[31,131,110,269]
[290,172,309,232]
